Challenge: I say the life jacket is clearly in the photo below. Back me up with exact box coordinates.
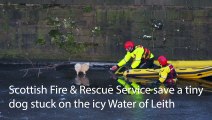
[142,47,151,60]
[136,45,151,60]
[165,64,177,84]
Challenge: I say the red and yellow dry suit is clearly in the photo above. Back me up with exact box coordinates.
[117,45,154,69]
[159,64,177,84]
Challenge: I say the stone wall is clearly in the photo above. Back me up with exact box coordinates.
[0,0,211,61]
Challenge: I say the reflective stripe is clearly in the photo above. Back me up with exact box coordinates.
[161,76,166,79]
[135,58,141,61]
[141,47,151,60]
[118,52,131,67]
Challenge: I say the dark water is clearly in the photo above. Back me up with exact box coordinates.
[0,64,212,120]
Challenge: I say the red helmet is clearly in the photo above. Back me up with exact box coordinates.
[124,41,134,49]
[158,56,168,66]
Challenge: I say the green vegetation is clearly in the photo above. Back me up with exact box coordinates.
[83,5,93,13]
[36,38,46,45]
[37,17,86,54]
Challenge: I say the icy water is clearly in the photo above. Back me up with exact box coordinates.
[0,63,212,120]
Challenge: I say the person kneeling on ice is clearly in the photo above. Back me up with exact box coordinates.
[157,56,177,84]
[110,40,155,71]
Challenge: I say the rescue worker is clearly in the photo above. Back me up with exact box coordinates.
[110,40,155,71]
[157,56,177,84]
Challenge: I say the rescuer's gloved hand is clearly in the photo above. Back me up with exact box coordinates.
[110,65,119,71]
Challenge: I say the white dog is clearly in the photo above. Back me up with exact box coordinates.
[74,63,90,75]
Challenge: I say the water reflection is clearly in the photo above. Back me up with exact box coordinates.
[0,65,212,120]
[113,76,212,95]
[74,74,90,86]
[115,77,174,94]
[177,79,212,93]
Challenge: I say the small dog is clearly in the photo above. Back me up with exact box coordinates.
[74,63,90,75]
